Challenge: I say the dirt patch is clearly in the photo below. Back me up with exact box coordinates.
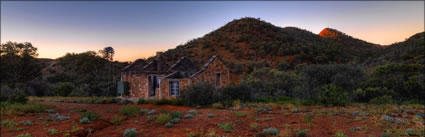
[1,102,423,137]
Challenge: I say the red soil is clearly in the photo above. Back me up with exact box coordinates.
[0,102,404,137]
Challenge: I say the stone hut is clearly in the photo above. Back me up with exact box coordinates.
[121,52,231,99]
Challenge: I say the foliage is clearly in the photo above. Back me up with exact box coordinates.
[79,117,91,124]
[53,82,75,96]
[188,110,197,115]
[184,114,193,119]
[318,84,349,106]
[1,119,17,130]
[80,111,102,121]
[111,115,126,125]
[137,98,146,104]
[262,128,280,136]
[6,92,28,104]
[48,129,58,135]
[296,64,364,100]
[218,123,234,133]
[334,130,347,137]
[233,111,247,117]
[242,67,299,98]
[170,111,182,119]
[179,82,219,106]
[0,102,54,116]
[369,96,393,105]
[123,128,137,137]
[156,113,172,124]
[208,113,214,118]
[120,106,140,117]
[212,103,224,109]
[16,133,32,137]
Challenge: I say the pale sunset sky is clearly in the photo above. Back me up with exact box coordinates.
[1,1,424,61]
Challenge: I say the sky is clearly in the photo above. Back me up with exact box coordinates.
[1,1,424,62]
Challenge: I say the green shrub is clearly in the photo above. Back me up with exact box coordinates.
[137,98,146,104]
[179,82,218,106]
[80,111,101,121]
[370,96,393,105]
[233,111,247,117]
[165,122,173,128]
[23,120,33,126]
[318,84,348,106]
[188,110,197,115]
[147,109,157,115]
[334,130,347,137]
[208,113,214,118]
[140,109,149,114]
[7,92,28,104]
[155,113,172,124]
[48,129,57,135]
[218,123,234,133]
[111,115,126,125]
[79,117,90,124]
[54,82,75,96]
[123,128,137,137]
[16,133,32,137]
[170,111,182,119]
[262,128,280,136]
[120,106,140,117]
[1,119,17,130]
[184,114,193,119]
[171,118,180,124]
[212,103,224,109]
[296,128,309,137]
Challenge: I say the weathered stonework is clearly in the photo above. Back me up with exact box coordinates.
[121,55,232,99]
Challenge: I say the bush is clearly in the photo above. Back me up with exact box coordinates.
[0,102,54,116]
[111,115,126,125]
[120,106,140,117]
[16,133,32,137]
[262,128,280,136]
[123,128,137,137]
[155,113,172,124]
[79,117,90,124]
[137,98,146,104]
[48,129,57,135]
[188,110,197,115]
[140,109,149,114]
[170,111,182,119]
[296,128,309,137]
[318,84,348,106]
[208,113,214,118]
[184,114,193,119]
[218,123,234,133]
[179,82,218,106]
[212,103,224,109]
[147,109,157,115]
[370,96,393,105]
[80,111,101,121]
[171,118,180,124]
[54,82,75,96]
[23,120,32,126]
[165,122,173,128]
[334,130,347,137]
[233,111,247,117]
[7,92,28,104]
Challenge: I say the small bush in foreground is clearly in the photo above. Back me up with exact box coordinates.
[233,111,247,117]
[370,96,393,105]
[170,111,182,119]
[318,84,348,106]
[79,117,91,124]
[184,114,193,119]
[262,128,280,136]
[1,119,17,131]
[137,98,146,104]
[296,128,309,137]
[120,106,140,117]
[165,122,173,128]
[208,113,214,118]
[212,103,224,109]
[123,128,137,137]
[218,123,234,133]
[189,110,197,115]
[0,102,54,116]
[334,130,347,137]
[80,111,101,121]
[48,129,57,135]
[156,113,172,124]
[111,115,126,125]
[23,120,33,126]
[16,133,32,137]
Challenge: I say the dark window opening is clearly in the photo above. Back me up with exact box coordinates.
[216,73,221,87]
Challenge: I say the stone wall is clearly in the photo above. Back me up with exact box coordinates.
[159,78,190,99]
[190,58,231,88]
[121,72,148,98]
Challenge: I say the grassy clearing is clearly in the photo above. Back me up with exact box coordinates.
[0,102,55,116]
[28,96,120,104]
